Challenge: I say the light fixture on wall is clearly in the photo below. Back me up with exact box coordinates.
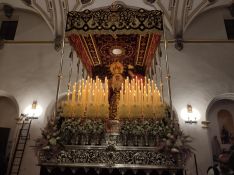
[201,121,211,128]
[24,100,43,119]
[181,104,201,124]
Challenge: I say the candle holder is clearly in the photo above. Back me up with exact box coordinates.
[201,120,211,128]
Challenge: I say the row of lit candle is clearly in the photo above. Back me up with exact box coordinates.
[61,76,164,118]
[67,76,108,105]
[119,77,161,106]
[62,76,109,118]
[118,77,164,118]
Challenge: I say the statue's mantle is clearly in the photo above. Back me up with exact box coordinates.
[39,145,184,172]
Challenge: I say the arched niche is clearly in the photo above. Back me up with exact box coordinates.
[0,90,19,169]
[218,109,234,144]
[206,96,234,161]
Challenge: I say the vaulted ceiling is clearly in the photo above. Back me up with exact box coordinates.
[0,0,233,46]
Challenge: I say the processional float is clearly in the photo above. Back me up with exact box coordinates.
[37,3,192,175]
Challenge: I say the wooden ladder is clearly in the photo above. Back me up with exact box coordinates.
[8,119,32,175]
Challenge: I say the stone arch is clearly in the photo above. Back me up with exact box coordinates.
[206,93,234,118]
[0,90,19,162]
[206,93,234,161]
[184,5,230,33]
[0,90,19,120]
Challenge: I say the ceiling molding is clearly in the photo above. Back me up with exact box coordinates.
[3,0,233,41]
[73,0,81,11]
[183,0,209,32]
[143,0,174,35]
[22,0,55,33]
[22,0,32,6]
[77,0,95,11]
[1,0,35,12]
[168,0,179,32]
[19,0,84,50]
[199,0,233,18]
[182,0,232,32]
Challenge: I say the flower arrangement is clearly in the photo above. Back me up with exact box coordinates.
[119,117,194,161]
[59,118,82,144]
[36,109,193,164]
[59,118,105,145]
[35,118,63,161]
[36,117,106,161]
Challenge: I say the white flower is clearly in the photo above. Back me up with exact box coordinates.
[42,146,50,150]
[166,139,171,146]
[167,133,171,137]
[175,139,183,147]
[171,148,179,153]
[170,135,175,139]
[49,138,57,145]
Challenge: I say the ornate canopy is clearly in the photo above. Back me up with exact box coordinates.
[65,3,163,78]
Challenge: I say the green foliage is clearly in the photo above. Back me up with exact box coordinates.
[119,118,194,160]
[35,118,63,159]
[36,115,193,163]
[57,118,105,144]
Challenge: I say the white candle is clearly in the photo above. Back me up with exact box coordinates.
[67,91,70,102]
[72,83,76,103]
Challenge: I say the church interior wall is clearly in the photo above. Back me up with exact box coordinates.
[0,5,234,175]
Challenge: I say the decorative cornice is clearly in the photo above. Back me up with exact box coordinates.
[143,0,174,35]
[66,3,163,35]
[81,0,92,4]
[6,0,234,41]
[22,0,32,6]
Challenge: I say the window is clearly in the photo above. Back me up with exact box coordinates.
[224,19,234,40]
[0,21,18,40]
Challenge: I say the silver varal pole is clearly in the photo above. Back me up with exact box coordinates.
[67,48,74,99]
[153,55,158,87]
[163,16,173,120]
[158,46,164,104]
[54,37,65,119]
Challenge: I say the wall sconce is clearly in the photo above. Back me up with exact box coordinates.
[181,104,201,124]
[23,100,43,119]
[201,121,211,128]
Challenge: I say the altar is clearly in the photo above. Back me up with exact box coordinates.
[36,3,192,175]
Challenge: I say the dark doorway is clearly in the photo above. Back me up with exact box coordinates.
[0,127,10,175]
